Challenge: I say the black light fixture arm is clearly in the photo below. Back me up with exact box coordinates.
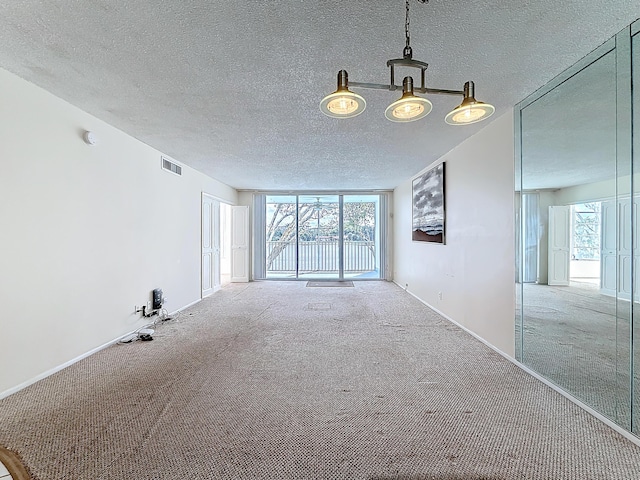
[349,66,466,97]
[388,56,428,91]
[348,78,465,97]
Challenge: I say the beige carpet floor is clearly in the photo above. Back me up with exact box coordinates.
[1,281,639,479]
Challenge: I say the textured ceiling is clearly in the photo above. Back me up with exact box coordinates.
[521,48,618,191]
[0,1,638,190]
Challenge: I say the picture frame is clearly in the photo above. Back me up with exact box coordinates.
[412,162,445,244]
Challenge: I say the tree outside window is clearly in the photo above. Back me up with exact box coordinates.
[571,202,600,260]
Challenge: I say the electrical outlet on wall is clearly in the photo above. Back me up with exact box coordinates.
[438,291,443,300]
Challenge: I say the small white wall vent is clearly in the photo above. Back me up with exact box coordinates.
[161,156,182,176]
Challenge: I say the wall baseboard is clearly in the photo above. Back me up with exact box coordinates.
[0,335,121,401]
[394,281,640,448]
[0,298,204,401]
[175,298,202,313]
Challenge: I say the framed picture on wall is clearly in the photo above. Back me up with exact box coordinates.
[412,162,445,244]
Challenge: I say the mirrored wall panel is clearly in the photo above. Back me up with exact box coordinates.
[632,25,640,436]
[516,21,637,434]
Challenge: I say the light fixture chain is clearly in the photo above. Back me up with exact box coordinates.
[405,0,428,50]
[405,0,410,49]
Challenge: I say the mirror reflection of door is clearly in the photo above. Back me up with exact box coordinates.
[599,200,616,296]
[547,206,570,286]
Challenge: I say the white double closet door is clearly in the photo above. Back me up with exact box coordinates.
[202,194,249,299]
[600,197,639,301]
[547,199,639,301]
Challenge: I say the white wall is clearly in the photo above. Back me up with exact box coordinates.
[0,68,237,397]
[554,177,617,205]
[393,112,515,357]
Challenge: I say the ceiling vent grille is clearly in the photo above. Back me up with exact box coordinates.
[161,156,182,176]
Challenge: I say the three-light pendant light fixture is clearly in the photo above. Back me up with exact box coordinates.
[320,0,495,125]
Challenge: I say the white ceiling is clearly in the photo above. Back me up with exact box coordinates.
[0,1,637,190]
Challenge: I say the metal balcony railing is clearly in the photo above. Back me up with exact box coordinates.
[267,240,376,273]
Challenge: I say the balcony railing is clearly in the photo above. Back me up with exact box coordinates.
[267,240,376,273]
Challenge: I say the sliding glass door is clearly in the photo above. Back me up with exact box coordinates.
[265,195,297,278]
[259,194,384,280]
[298,195,340,278]
[343,195,379,279]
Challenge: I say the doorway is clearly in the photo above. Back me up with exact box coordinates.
[220,203,232,286]
[202,194,234,298]
[569,202,601,288]
[297,195,340,279]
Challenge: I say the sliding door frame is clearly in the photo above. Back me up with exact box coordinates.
[252,191,391,281]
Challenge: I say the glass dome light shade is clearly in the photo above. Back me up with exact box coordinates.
[445,81,495,125]
[384,76,432,122]
[385,94,432,122]
[320,91,366,118]
[320,70,366,119]
[445,100,495,125]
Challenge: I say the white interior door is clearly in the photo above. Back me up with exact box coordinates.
[616,197,640,301]
[220,203,232,284]
[202,194,215,297]
[202,194,222,297]
[618,198,632,299]
[600,199,617,296]
[634,199,640,302]
[231,205,250,283]
[548,206,570,286]
[212,199,221,292]
[600,197,640,301]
